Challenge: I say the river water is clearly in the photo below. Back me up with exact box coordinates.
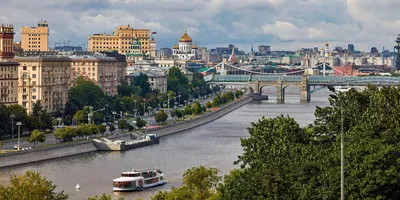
[0,87,330,200]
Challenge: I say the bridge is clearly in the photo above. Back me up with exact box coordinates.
[204,62,400,103]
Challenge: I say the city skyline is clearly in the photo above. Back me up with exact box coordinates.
[0,0,399,52]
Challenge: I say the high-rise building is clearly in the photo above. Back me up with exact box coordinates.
[348,44,355,52]
[69,52,126,96]
[15,56,71,113]
[149,38,156,59]
[88,25,151,56]
[21,21,49,52]
[258,45,271,55]
[0,24,19,105]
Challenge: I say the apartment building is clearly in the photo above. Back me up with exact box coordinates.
[21,21,49,52]
[14,56,71,113]
[0,24,19,105]
[69,52,126,96]
[88,25,151,55]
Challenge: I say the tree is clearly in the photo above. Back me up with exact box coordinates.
[235,90,243,98]
[184,105,193,115]
[151,166,221,200]
[172,109,184,119]
[206,101,213,109]
[87,193,124,200]
[136,117,146,129]
[118,119,129,130]
[0,171,68,200]
[155,110,168,124]
[109,124,116,134]
[98,124,107,136]
[0,140,2,149]
[132,73,151,97]
[54,127,76,143]
[167,67,189,92]
[27,130,46,147]
[216,86,400,200]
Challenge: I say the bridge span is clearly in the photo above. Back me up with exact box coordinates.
[207,75,400,103]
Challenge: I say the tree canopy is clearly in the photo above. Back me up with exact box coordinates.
[0,171,68,200]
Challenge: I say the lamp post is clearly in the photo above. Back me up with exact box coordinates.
[105,104,109,123]
[143,99,146,116]
[184,100,187,107]
[328,86,344,200]
[133,109,138,118]
[38,110,42,124]
[147,106,151,117]
[112,111,117,125]
[57,117,62,127]
[16,122,22,150]
[61,110,65,125]
[178,94,181,106]
[10,114,15,139]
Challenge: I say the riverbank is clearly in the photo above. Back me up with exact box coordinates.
[0,96,252,168]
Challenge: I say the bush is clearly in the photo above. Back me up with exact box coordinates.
[206,101,213,108]
[155,110,168,123]
[136,117,146,129]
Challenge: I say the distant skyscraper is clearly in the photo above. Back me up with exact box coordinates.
[348,44,355,52]
[395,34,400,70]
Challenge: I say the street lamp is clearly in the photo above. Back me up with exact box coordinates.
[61,110,65,125]
[147,106,151,117]
[143,99,146,116]
[328,85,344,200]
[133,109,138,118]
[16,122,22,150]
[57,117,62,127]
[105,104,109,123]
[10,114,15,139]
[112,111,117,124]
[184,100,187,106]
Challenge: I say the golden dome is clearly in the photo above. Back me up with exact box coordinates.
[173,45,179,49]
[325,42,329,46]
[179,31,192,42]
[192,45,198,49]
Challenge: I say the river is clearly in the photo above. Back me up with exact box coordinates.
[0,87,330,200]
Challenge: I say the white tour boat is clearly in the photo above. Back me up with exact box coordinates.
[112,169,165,192]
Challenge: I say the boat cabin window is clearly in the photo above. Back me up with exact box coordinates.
[121,173,140,177]
[113,181,136,188]
[142,172,156,178]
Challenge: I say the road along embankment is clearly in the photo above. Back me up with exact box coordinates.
[0,96,252,168]
[147,96,253,137]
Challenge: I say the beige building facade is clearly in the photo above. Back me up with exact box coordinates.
[15,56,71,113]
[21,21,49,52]
[88,25,151,55]
[0,24,19,105]
[70,52,126,96]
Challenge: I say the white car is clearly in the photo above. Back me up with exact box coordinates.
[13,145,19,149]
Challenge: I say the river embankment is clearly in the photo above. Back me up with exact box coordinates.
[0,96,252,168]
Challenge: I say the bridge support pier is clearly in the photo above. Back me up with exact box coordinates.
[275,83,285,104]
[300,75,311,103]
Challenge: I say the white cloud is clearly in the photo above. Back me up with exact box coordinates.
[0,0,397,51]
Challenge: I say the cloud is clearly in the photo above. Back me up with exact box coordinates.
[0,0,397,51]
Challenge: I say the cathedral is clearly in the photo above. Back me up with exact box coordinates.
[172,30,198,60]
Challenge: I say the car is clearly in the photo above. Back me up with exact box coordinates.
[13,145,19,149]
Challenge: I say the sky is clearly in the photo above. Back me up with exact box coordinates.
[1,0,400,52]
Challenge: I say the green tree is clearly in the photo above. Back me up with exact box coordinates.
[0,140,2,149]
[132,73,151,97]
[167,67,189,92]
[0,171,68,200]
[206,101,213,109]
[155,110,168,124]
[87,193,124,200]
[98,124,107,136]
[109,124,116,134]
[151,166,221,200]
[118,119,129,130]
[235,90,243,98]
[184,105,193,115]
[54,127,76,143]
[136,117,146,129]
[27,130,46,147]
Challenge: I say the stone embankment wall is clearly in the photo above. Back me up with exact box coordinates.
[0,96,252,168]
[0,140,97,168]
[147,96,253,137]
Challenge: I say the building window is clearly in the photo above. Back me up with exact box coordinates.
[32,74,36,78]
[32,88,36,93]
[32,95,36,100]
[32,81,36,86]
[32,66,36,71]
[92,73,95,76]
[23,66,27,70]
